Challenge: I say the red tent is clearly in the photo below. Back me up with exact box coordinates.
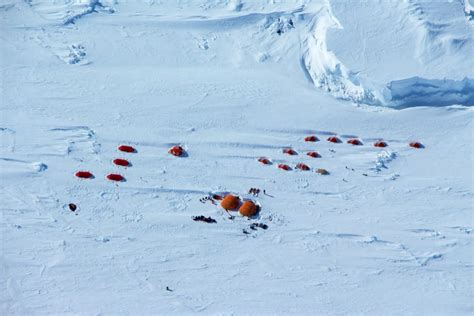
[347,139,363,145]
[296,163,310,171]
[304,135,319,142]
[278,164,291,171]
[169,145,185,157]
[327,136,341,143]
[107,173,124,182]
[118,145,136,153]
[283,148,298,155]
[258,157,272,165]
[113,158,130,167]
[374,141,388,148]
[75,171,93,179]
[306,151,321,158]
[409,142,424,149]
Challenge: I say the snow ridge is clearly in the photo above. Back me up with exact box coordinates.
[24,0,114,25]
[405,1,471,63]
[385,77,474,108]
[301,4,381,105]
[463,0,474,20]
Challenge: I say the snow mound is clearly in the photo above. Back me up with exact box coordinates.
[386,77,474,108]
[373,150,397,172]
[406,1,472,63]
[464,0,474,19]
[24,0,114,25]
[326,0,473,107]
[19,0,472,107]
[0,158,47,177]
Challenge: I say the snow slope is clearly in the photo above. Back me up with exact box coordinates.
[326,0,474,107]
[1,1,473,315]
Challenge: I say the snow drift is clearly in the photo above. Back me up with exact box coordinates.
[386,77,474,108]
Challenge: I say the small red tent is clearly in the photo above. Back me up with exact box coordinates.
[296,163,310,171]
[306,151,321,158]
[118,145,136,153]
[75,171,93,179]
[304,135,319,142]
[278,164,291,171]
[283,148,298,155]
[107,173,125,182]
[327,136,341,143]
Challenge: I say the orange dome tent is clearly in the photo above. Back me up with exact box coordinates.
[239,201,258,217]
[168,145,185,157]
[220,194,240,211]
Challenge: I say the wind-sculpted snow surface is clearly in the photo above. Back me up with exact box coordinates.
[464,0,474,19]
[1,1,473,315]
[327,0,473,107]
[24,0,115,25]
[16,0,473,107]
[386,77,474,108]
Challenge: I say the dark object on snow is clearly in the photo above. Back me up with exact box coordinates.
[315,168,330,175]
[192,216,217,223]
[243,229,250,235]
[248,188,260,196]
[118,145,136,153]
[263,190,274,198]
[250,223,268,230]
[166,286,173,292]
[68,203,77,212]
[212,194,223,200]
[199,196,216,205]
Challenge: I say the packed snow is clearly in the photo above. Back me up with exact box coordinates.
[1,0,473,314]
